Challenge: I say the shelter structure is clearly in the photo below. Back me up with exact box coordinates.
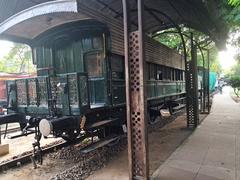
[0,0,227,179]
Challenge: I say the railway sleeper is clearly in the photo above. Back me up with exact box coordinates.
[80,134,120,154]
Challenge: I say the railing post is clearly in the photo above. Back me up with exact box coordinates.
[122,0,149,179]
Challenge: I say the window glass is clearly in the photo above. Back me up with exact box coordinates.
[181,71,185,80]
[93,37,103,49]
[171,69,175,81]
[82,38,92,51]
[177,70,181,80]
[167,67,171,80]
[111,54,124,79]
[156,65,163,80]
[146,63,150,80]
[85,52,104,77]
[149,63,156,80]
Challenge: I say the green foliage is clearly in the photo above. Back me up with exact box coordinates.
[153,27,222,74]
[225,63,240,78]
[221,0,240,26]
[229,76,240,97]
[154,30,182,50]
[220,0,240,62]
[231,63,240,76]
[228,0,240,6]
[0,43,35,74]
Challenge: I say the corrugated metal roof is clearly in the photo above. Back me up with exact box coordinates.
[0,0,227,48]
[0,0,51,22]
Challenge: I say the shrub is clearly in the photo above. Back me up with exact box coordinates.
[229,76,240,97]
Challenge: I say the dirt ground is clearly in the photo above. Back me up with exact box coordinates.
[87,114,193,180]
[0,157,75,180]
[0,114,207,180]
[0,130,61,163]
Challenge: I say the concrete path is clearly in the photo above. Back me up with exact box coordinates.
[153,86,240,180]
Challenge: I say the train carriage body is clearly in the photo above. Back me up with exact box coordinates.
[4,1,185,140]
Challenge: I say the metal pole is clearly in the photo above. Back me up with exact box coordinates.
[202,50,206,113]
[191,33,199,126]
[122,0,132,178]
[186,33,199,127]
[122,0,149,179]
[207,50,210,113]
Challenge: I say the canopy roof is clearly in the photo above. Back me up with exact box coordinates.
[0,0,227,48]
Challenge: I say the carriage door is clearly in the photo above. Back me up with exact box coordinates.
[84,51,107,108]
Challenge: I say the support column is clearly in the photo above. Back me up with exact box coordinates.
[186,34,199,128]
[123,0,149,179]
[207,50,210,113]
[202,53,206,113]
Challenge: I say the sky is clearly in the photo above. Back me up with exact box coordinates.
[0,40,13,59]
[218,44,238,70]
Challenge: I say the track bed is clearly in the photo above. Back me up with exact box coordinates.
[0,111,208,180]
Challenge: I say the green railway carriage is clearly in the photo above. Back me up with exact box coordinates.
[6,20,185,140]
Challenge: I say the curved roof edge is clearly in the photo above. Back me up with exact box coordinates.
[0,0,77,34]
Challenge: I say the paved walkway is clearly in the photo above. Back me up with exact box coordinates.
[153,86,240,180]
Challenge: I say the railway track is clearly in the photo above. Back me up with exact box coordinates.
[0,134,122,173]
[0,110,184,178]
[0,127,20,134]
[0,138,76,172]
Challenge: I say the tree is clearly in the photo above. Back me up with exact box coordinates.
[229,76,240,97]
[228,0,240,6]
[221,0,240,61]
[0,43,35,74]
[153,27,222,74]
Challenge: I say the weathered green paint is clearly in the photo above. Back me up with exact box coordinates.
[7,21,186,117]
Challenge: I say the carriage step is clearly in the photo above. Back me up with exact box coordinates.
[86,118,118,130]
[80,135,119,153]
[174,97,186,102]
[172,104,186,111]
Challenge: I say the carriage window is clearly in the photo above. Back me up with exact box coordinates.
[149,63,156,80]
[85,52,104,77]
[82,38,92,51]
[175,70,179,81]
[111,54,124,79]
[93,37,103,49]
[146,63,149,80]
[181,71,185,81]
[177,70,181,81]
[167,67,171,80]
[156,65,163,80]
[171,69,175,81]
